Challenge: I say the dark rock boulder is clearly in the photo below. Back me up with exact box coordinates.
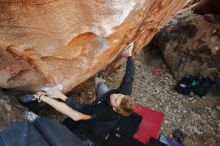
[152,9,220,83]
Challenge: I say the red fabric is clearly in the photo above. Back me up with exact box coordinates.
[133,104,164,144]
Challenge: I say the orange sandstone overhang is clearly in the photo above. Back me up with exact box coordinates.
[0,0,187,93]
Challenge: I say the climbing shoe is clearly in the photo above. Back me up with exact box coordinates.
[19,95,34,103]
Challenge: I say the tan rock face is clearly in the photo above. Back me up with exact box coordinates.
[0,0,186,93]
[152,9,220,83]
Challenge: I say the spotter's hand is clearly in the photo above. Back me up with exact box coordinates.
[36,91,47,96]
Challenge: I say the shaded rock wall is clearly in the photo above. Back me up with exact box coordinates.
[0,0,186,93]
[193,0,220,15]
[153,5,220,83]
[0,89,27,129]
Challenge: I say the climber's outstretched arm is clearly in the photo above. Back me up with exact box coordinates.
[34,94,92,121]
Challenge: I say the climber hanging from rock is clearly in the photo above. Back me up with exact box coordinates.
[19,43,136,146]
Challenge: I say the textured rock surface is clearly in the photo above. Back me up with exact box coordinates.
[153,8,220,83]
[0,0,186,93]
[0,89,27,129]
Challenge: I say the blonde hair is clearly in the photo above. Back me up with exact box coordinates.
[116,95,135,116]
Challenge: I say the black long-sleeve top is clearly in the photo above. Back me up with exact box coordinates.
[64,56,135,142]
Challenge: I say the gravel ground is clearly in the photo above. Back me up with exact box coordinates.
[39,46,220,146]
